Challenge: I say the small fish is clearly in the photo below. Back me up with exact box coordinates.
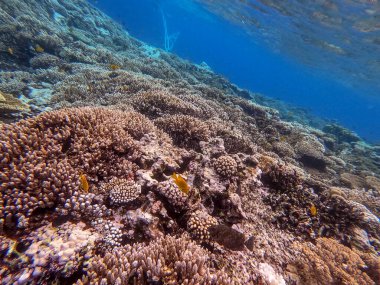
[79,174,89,193]
[310,203,317,217]
[109,64,121,70]
[7,47,13,55]
[208,224,254,251]
[279,136,287,142]
[171,173,190,195]
[34,44,44,53]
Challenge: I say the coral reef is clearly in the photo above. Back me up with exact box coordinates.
[1,0,379,284]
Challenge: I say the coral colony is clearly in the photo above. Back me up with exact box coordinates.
[0,0,379,284]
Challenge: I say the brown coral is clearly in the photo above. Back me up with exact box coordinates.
[262,163,302,192]
[77,235,233,285]
[289,238,376,285]
[130,90,198,119]
[188,210,218,242]
[157,180,189,212]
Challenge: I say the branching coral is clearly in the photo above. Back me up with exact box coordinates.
[1,0,380,284]
[77,235,233,285]
[0,107,140,232]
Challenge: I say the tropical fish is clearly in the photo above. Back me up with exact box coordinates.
[109,64,121,70]
[79,174,89,193]
[208,224,254,251]
[171,173,190,194]
[310,203,317,217]
[34,44,44,53]
[7,47,13,55]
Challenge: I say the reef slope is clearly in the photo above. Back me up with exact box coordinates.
[0,0,379,284]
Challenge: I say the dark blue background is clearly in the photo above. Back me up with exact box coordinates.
[91,0,379,143]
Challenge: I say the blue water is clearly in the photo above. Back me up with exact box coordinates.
[91,0,380,143]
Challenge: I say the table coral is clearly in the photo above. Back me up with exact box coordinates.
[154,114,211,149]
[0,90,30,117]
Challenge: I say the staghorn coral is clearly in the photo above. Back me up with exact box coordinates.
[115,110,156,140]
[77,235,233,285]
[0,71,32,96]
[272,141,296,158]
[261,162,365,242]
[323,123,361,144]
[29,54,63,69]
[262,163,303,192]
[213,155,238,178]
[208,118,255,154]
[288,238,376,285]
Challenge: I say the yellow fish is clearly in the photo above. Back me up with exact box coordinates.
[34,44,44,53]
[171,173,190,195]
[79,174,89,193]
[310,203,317,217]
[7,47,13,55]
[109,64,121,70]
